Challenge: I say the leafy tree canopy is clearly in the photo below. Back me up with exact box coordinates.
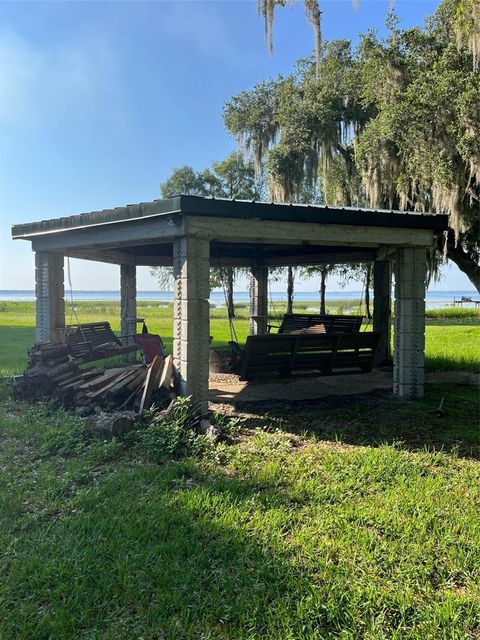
[160,152,260,201]
[155,153,261,314]
[225,0,480,289]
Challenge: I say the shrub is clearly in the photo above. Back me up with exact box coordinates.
[210,411,244,441]
[426,307,480,319]
[134,396,199,463]
[134,398,244,464]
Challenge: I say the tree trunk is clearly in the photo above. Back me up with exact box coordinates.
[319,268,327,315]
[365,264,372,320]
[446,234,480,292]
[226,267,235,319]
[286,267,294,314]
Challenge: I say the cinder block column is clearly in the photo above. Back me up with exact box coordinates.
[120,264,137,363]
[249,266,268,335]
[373,260,392,366]
[173,236,210,414]
[35,252,65,343]
[393,248,426,399]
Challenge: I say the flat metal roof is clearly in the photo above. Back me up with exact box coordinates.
[12,195,449,239]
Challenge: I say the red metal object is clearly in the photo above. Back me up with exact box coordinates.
[135,333,165,364]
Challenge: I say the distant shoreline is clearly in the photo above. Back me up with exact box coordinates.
[0,289,477,296]
[1,289,478,309]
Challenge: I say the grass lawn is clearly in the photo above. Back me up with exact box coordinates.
[0,301,479,638]
[0,301,479,376]
[0,384,479,639]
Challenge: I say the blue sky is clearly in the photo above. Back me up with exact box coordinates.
[1,0,472,292]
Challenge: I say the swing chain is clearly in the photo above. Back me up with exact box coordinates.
[221,274,238,344]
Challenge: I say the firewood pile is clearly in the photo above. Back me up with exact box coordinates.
[14,340,175,414]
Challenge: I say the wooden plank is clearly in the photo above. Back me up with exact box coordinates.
[57,367,105,389]
[84,366,143,399]
[78,368,124,390]
[279,314,363,334]
[120,382,144,409]
[86,372,130,399]
[126,368,147,391]
[106,367,144,395]
[158,355,173,390]
[139,356,163,413]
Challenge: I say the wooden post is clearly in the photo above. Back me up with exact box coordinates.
[249,266,268,335]
[120,264,137,363]
[373,260,392,366]
[173,236,210,414]
[393,248,426,398]
[35,252,65,343]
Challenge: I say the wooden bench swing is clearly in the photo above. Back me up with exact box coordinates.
[226,281,378,381]
[62,259,165,365]
[230,331,381,381]
[63,320,165,364]
[268,313,364,334]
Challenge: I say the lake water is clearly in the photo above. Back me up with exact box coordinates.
[1,289,479,309]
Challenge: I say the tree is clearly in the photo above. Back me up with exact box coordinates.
[336,264,374,319]
[160,165,213,197]
[153,153,259,317]
[225,1,480,290]
[300,264,336,315]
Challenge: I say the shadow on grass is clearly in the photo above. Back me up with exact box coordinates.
[0,459,370,639]
[230,383,480,460]
[3,452,478,640]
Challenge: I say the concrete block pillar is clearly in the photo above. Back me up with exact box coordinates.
[393,247,426,399]
[120,264,137,363]
[35,252,65,344]
[373,260,392,366]
[249,266,268,335]
[173,236,210,414]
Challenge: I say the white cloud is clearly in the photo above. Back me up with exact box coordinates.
[0,29,122,124]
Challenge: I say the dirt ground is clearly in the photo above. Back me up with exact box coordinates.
[208,368,479,407]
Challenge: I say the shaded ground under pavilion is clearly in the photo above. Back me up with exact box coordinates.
[12,195,448,413]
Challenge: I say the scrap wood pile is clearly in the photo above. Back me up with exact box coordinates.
[15,340,175,414]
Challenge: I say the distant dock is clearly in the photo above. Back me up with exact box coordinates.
[453,296,480,307]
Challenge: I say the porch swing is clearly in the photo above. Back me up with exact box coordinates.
[266,272,367,335]
[224,269,380,381]
[62,258,165,364]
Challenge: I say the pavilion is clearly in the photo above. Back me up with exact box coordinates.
[12,196,448,412]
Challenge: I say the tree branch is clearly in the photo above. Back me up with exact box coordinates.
[445,232,480,293]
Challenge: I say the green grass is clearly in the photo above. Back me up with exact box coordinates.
[426,307,480,320]
[1,301,479,376]
[0,386,479,639]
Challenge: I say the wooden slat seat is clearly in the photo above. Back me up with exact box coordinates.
[269,313,364,334]
[235,331,380,381]
[64,322,138,361]
[333,332,381,372]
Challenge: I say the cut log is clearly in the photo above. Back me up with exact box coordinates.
[84,411,137,438]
